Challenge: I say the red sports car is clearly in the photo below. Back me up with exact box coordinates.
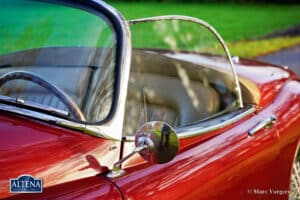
[0,0,300,199]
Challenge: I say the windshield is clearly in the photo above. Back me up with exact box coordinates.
[129,17,238,102]
[123,16,242,135]
[0,0,117,123]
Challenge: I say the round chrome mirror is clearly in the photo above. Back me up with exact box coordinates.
[135,121,179,164]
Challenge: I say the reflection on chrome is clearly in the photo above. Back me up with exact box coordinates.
[107,121,179,178]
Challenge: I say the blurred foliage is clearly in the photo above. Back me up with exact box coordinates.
[109,0,299,4]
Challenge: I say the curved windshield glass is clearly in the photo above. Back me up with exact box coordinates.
[124,17,240,135]
[0,0,117,122]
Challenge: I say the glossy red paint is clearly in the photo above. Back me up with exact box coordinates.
[235,59,297,108]
[0,113,120,199]
[114,65,300,200]
[123,60,297,160]
[1,0,299,198]
[1,55,299,199]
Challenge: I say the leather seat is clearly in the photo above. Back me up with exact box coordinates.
[123,50,221,135]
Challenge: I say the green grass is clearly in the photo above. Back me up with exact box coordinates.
[1,1,300,58]
[109,2,300,57]
[110,2,300,42]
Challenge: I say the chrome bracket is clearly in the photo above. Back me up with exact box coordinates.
[106,144,148,178]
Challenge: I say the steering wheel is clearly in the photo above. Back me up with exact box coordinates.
[0,71,85,121]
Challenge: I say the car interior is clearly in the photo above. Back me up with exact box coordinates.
[123,49,258,135]
[0,47,114,122]
[0,47,258,131]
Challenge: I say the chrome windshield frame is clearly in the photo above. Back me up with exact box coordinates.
[82,0,132,140]
[129,15,244,109]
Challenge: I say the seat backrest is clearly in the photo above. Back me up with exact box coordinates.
[123,50,221,135]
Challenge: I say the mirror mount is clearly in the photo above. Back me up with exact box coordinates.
[106,144,149,178]
[106,121,179,179]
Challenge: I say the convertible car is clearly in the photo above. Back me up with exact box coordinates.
[1,0,300,199]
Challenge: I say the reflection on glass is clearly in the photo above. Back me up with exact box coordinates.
[0,0,117,122]
[124,18,238,135]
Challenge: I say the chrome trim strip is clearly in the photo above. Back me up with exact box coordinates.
[0,103,86,131]
[125,105,256,142]
[0,103,118,139]
[177,106,255,139]
[129,15,243,108]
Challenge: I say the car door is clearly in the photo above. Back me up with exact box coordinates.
[112,16,300,200]
[117,79,300,200]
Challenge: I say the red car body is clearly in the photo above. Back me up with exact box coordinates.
[0,1,299,200]
[1,59,300,200]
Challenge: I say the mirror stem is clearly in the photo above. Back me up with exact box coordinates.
[107,144,148,178]
[114,145,147,169]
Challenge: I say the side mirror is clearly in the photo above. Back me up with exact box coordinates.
[135,121,179,164]
[107,121,179,178]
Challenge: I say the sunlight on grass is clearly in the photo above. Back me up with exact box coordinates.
[227,36,300,58]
